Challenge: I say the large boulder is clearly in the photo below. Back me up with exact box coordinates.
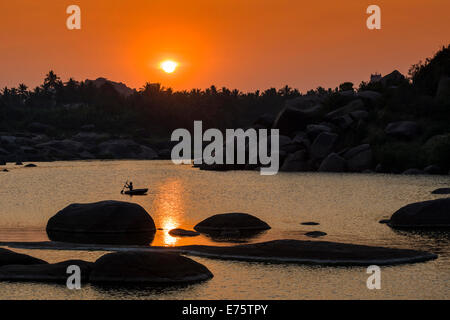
[89,252,213,284]
[139,146,159,159]
[46,200,156,245]
[389,198,450,228]
[402,168,425,175]
[253,113,276,129]
[194,213,271,235]
[436,76,450,103]
[28,122,55,134]
[292,132,311,149]
[332,114,354,129]
[343,144,373,172]
[280,150,309,172]
[424,165,443,175]
[273,100,326,135]
[278,135,302,154]
[0,260,92,283]
[326,99,365,119]
[381,70,406,87]
[306,124,332,140]
[72,132,110,142]
[97,139,142,159]
[356,90,383,104]
[37,139,84,152]
[310,132,338,160]
[350,110,369,121]
[318,153,346,172]
[385,121,420,139]
[0,248,48,267]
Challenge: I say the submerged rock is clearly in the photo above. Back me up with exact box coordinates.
[194,213,271,235]
[168,239,437,266]
[389,198,450,228]
[300,222,320,226]
[24,164,37,168]
[0,260,92,283]
[169,229,200,237]
[46,200,156,245]
[305,231,327,238]
[0,248,47,267]
[90,251,213,284]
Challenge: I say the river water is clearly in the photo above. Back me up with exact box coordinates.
[0,160,449,299]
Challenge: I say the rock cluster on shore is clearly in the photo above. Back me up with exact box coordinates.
[195,71,450,175]
[0,130,167,163]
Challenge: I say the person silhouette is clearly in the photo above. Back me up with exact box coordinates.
[126,181,134,191]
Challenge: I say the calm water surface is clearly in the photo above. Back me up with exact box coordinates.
[0,160,449,299]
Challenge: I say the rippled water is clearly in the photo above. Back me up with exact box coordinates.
[0,160,449,299]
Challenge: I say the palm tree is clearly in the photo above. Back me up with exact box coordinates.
[18,83,28,96]
[2,87,10,97]
[43,70,62,91]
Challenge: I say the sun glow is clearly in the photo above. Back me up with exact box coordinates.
[160,60,178,73]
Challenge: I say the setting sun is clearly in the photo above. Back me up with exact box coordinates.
[161,60,178,74]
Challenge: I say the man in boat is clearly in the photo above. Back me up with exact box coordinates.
[125,181,134,191]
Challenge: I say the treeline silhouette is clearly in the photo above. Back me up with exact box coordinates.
[0,72,304,138]
[0,45,449,158]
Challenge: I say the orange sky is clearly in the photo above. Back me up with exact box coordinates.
[0,0,449,92]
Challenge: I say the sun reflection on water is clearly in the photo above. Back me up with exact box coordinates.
[153,179,185,246]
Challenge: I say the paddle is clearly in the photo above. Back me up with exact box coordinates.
[120,180,128,194]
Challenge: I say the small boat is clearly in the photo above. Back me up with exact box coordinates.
[123,188,148,196]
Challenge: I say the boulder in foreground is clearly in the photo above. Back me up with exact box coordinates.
[46,200,156,245]
[194,213,271,235]
[170,239,437,266]
[90,251,213,284]
[0,260,92,283]
[389,198,450,228]
[0,248,48,267]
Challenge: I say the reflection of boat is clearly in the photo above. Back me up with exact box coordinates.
[123,188,148,196]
